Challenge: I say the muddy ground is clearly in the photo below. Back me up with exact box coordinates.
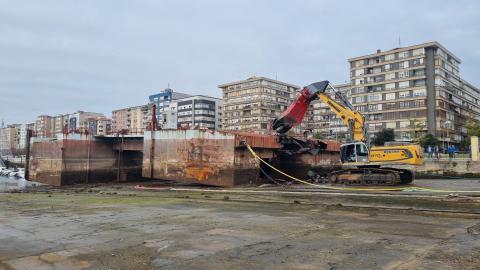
[1,181,480,270]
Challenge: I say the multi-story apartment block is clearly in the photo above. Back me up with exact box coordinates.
[96,117,112,136]
[53,114,69,134]
[174,95,223,130]
[301,83,352,140]
[219,76,300,133]
[15,123,34,149]
[35,115,54,138]
[149,88,191,125]
[67,111,106,133]
[112,105,149,133]
[0,126,16,154]
[35,111,108,137]
[348,41,480,144]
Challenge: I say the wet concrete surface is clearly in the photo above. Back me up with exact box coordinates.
[1,180,480,269]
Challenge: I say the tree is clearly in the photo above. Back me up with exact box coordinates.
[466,116,480,137]
[312,132,324,139]
[408,119,426,141]
[419,134,438,149]
[371,128,395,146]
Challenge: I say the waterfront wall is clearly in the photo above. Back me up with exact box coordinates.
[415,159,480,178]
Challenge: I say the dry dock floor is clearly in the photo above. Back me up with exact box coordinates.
[1,179,480,269]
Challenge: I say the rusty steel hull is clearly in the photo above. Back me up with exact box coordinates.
[142,130,276,187]
[29,135,144,186]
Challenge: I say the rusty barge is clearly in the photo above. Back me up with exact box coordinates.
[27,130,341,187]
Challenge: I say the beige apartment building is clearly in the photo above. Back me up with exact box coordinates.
[0,126,18,154]
[112,105,149,133]
[35,115,54,138]
[219,76,300,133]
[347,41,480,144]
[35,111,108,137]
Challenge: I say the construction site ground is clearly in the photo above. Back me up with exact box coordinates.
[1,179,480,270]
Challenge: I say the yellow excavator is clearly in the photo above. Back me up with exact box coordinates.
[272,80,423,185]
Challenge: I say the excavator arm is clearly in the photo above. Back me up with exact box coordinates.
[272,80,367,142]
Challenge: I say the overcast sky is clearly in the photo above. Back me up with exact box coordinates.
[1,0,479,124]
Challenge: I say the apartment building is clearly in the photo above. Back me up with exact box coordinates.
[219,76,300,133]
[96,118,112,136]
[348,41,480,144]
[149,88,191,125]
[0,126,17,154]
[35,111,108,137]
[35,115,54,138]
[53,114,68,134]
[67,111,106,133]
[16,123,34,149]
[175,95,223,130]
[301,83,352,139]
[112,105,149,133]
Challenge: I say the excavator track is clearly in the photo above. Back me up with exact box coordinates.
[310,167,414,186]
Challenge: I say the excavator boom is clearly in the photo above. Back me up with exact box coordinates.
[272,80,366,142]
[272,80,423,186]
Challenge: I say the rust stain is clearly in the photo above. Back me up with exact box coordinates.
[185,165,218,181]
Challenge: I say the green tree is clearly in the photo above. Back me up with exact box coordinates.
[312,132,324,139]
[371,128,395,146]
[466,116,480,137]
[408,119,426,141]
[419,134,438,149]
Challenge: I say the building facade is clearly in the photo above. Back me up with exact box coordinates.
[67,111,106,133]
[0,126,17,155]
[219,76,300,133]
[35,111,108,137]
[175,95,223,130]
[348,41,480,144]
[112,105,149,133]
[16,123,34,149]
[149,88,191,125]
[96,117,112,136]
[35,115,54,138]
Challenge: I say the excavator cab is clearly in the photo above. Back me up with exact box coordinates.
[340,142,369,164]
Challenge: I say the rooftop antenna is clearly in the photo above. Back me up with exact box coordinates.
[398,36,402,47]
[168,82,170,89]
[0,119,4,128]
[275,72,278,81]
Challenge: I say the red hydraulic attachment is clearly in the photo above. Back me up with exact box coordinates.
[271,80,329,134]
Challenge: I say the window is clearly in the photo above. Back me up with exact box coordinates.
[413,89,426,97]
[368,94,381,102]
[398,71,409,79]
[399,81,410,89]
[386,122,396,129]
[385,64,391,70]
[399,91,410,98]
[386,83,396,90]
[412,48,425,56]
[385,54,395,61]
[355,96,366,103]
[399,61,410,69]
[414,79,426,86]
[385,93,396,100]
[354,69,364,76]
[386,73,395,81]
[399,51,410,59]
[399,121,409,128]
